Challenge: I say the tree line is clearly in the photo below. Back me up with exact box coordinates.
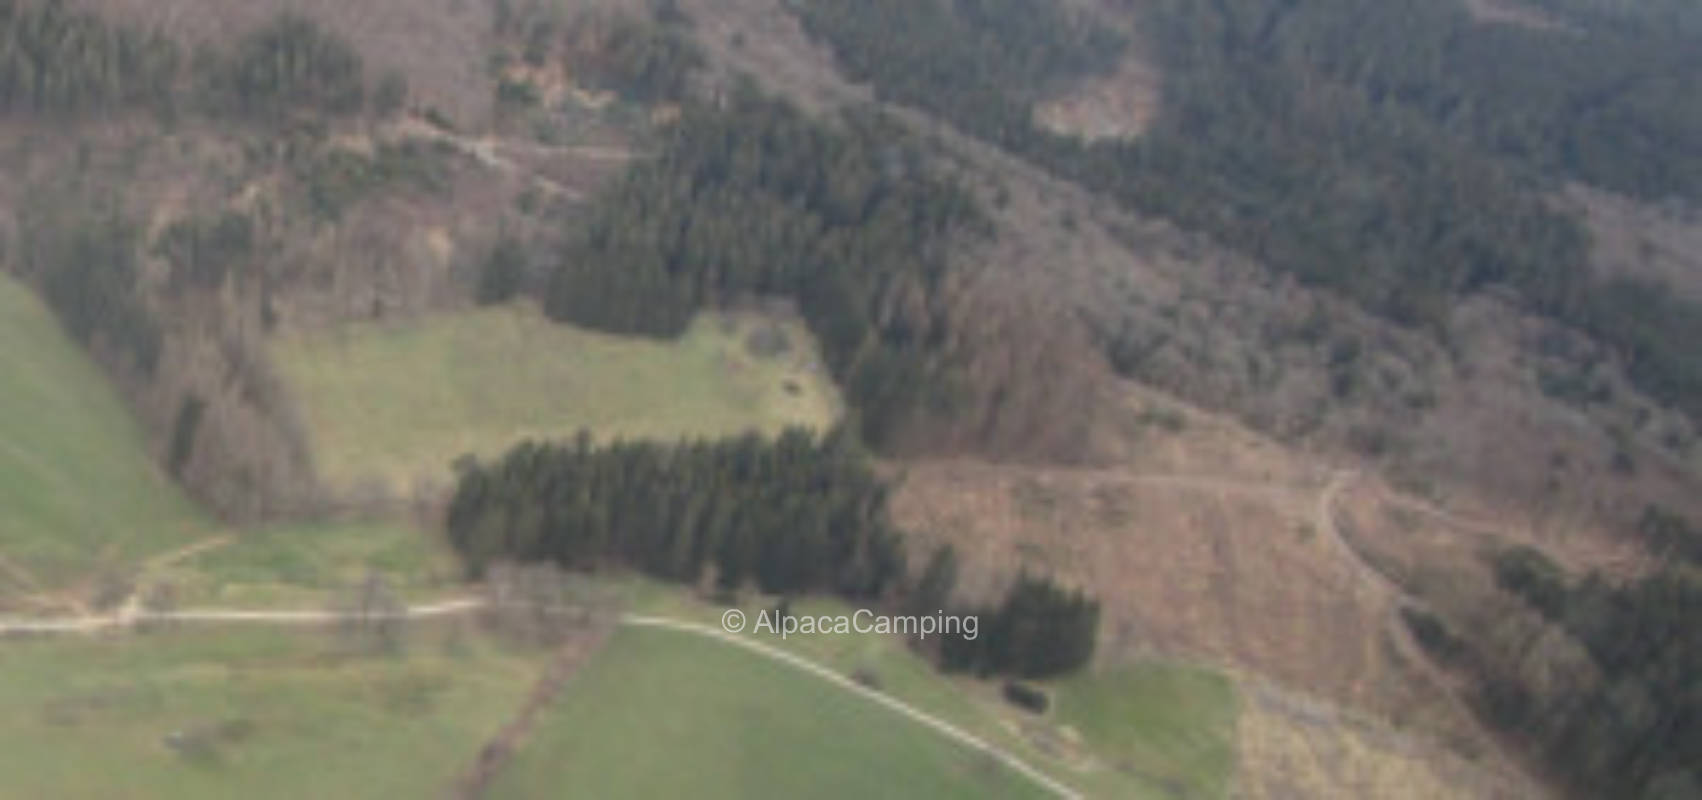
[1487,547,1701,799]
[914,546,1101,679]
[793,0,1122,147]
[207,12,369,118]
[17,210,161,376]
[792,0,1702,424]
[0,0,178,113]
[1638,505,1702,566]
[0,1,387,119]
[446,433,1103,679]
[537,89,988,449]
[446,428,907,599]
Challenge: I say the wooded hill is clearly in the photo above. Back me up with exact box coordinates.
[1479,545,1701,798]
[793,0,1702,423]
[0,0,384,118]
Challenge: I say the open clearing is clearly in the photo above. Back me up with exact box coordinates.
[271,302,842,493]
[0,275,205,597]
[0,273,452,612]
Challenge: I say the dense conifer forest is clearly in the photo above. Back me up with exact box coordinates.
[446,428,908,598]
[542,90,988,448]
[445,432,1104,679]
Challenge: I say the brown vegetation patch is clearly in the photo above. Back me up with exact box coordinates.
[895,458,1420,714]
[1461,0,1573,33]
[890,384,1462,720]
[677,0,872,114]
[886,379,1576,793]
[1237,680,1540,800]
[1033,52,1160,143]
[1566,184,1702,305]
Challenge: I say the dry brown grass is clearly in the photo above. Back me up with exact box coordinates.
[1237,680,1541,800]
[895,384,1423,715]
[1461,0,1573,32]
[1032,49,1160,142]
[1566,183,1702,305]
[888,379,1556,795]
[677,0,872,114]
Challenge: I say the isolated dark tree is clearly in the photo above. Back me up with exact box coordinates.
[477,237,528,305]
[938,573,1100,679]
[338,572,405,656]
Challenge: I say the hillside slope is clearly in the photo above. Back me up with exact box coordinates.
[0,274,204,601]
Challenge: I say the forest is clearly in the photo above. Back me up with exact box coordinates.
[209,13,368,118]
[1488,547,1701,799]
[0,1,377,118]
[540,90,987,449]
[0,0,178,113]
[446,428,908,598]
[792,0,1123,145]
[16,210,162,376]
[1639,505,1702,566]
[793,0,1702,422]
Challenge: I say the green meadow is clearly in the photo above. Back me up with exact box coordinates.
[596,587,1243,799]
[0,626,536,799]
[271,303,842,492]
[0,275,205,597]
[491,623,1050,800]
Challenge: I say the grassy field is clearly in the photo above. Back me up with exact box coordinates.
[1,271,1235,798]
[0,275,205,597]
[492,624,1049,800]
[619,587,1240,799]
[155,520,460,609]
[0,625,539,799]
[271,303,843,492]
[1052,663,1239,799]
[0,274,463,615]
